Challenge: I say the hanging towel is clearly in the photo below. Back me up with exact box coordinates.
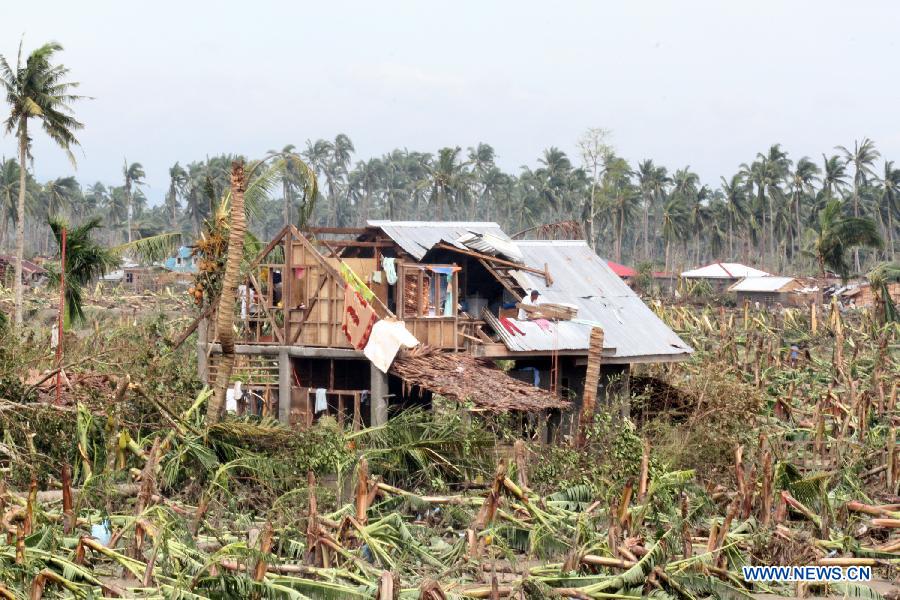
[226,381,243,413]
[364,319,420,373]
[381,257,398,285]
[443,273,453,316]
[315,388,328,413]
[342,285,378,350]
[339,262,375,302]
[372,271,383,284]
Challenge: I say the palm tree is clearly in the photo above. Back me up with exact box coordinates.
[40,176,79,252]
[877,160,900,260]
[837,138,880,270]
[601,154,635,262]
[122,160,145,243]
[719,174,748,260]
[426,147,467,219]
[265,145,318,228]
[636,160,669,261]
[1,40,85,327]
[534,147,575,222]
[821,154,849,200]
[787,157,819,257]
[166,162,187,230]
[349,158,384,223]
[207,159,286,422]
[0,158,27,252]
[467,143,496,216]
[47,217,117,327]
[660,194,689,276]
[809,199,882,280]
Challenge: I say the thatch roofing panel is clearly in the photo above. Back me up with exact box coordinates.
[389,348,569,413]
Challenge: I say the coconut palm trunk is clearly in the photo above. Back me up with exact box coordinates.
[13,119,27,327]
[207,161,247,423]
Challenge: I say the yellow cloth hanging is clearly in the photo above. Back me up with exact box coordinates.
[339,262,375,303]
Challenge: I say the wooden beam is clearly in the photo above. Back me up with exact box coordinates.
[478,259,523,302]
[312,240,393,248]
[207,343,364,359]
[434,243,552,283]
[304,227,368,235]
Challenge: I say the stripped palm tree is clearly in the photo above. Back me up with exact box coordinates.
[166,162,187,230]
[206,159,292,423]
[122,160,145,243]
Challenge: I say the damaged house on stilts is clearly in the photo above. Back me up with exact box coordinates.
[198,221,692,441]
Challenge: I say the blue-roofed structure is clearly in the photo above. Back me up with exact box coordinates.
[163,246,198,274]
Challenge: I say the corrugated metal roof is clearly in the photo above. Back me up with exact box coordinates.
[729,276,797,293]
[605,259,637,277]
[368,220,510,261]
[681,262,770,279]
[502,241,692,360]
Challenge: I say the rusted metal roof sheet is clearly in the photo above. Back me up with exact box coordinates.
[367,220,510,261]
[504,241,693,360]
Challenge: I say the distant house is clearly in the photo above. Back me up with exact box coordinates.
[728,276,819,307]
[164,246,198,274]
[0,255,47,287]
[838,281,900,308]
[98,247,197,293]
[605,260,637,280]
[681,262,770,291]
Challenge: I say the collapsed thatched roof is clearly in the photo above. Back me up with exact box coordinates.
[389,347,570,413]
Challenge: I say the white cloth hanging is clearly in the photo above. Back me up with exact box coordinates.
[363,319,419,373]
[382,257,398,285]
[315,388,328,413]
[226,381,243,413]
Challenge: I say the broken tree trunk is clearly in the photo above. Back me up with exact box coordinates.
[576,327,604,448]
[207,161,247,423]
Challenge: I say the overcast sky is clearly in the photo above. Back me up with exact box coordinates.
[2,0,899,205]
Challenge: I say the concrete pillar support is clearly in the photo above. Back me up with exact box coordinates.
[278,350,291,425]
[370,363,389,426]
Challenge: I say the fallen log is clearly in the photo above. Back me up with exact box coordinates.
[871,518,900,529]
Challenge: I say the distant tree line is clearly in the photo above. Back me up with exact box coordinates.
[2,133,897,277]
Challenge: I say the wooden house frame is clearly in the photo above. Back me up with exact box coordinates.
[201,221,691,436]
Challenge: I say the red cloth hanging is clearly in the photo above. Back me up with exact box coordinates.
[341,285,377,350]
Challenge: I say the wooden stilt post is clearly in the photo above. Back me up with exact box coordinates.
[55,226,66,406]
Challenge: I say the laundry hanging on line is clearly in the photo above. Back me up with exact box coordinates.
[364,319,419,373]
[381,257,398,285]
[341,284,378,350]
[339,262,375,302]
[315,388,328,413]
